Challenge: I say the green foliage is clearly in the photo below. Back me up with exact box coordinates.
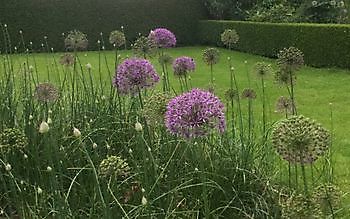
[0,0,205,52]
[198,20,350,68]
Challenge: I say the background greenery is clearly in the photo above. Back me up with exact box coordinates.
[198,20,350,68]
[0,0,205,52]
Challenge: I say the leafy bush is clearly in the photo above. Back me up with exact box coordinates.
[0,0,205,52]
[198,20,350,68]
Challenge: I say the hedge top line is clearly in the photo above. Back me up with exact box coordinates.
[202,20,350,28]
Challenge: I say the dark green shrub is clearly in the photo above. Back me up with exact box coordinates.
[198,20,350,68]
[0,0,205,52]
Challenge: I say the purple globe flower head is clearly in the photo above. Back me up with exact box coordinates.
[165,88,226,139]
[113,58,160,95]
[172,56,196,76]
[148,28,176,48]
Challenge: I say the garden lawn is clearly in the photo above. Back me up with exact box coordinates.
[6,46,350,209]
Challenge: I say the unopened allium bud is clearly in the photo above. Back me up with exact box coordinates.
[141,196,148,205]
[24,154,28,159]
[92,143,98,149]
[39,121,49,134]
[47,117,52,124]
[47,166,52,172]
[73,127,81,138]
[37,187,43,194]
[29,115,33,120]
[86,63,92,69]
[5,163,12,171]
[135,122,143,132]
[4,24,7,28]
[141,188,146,193]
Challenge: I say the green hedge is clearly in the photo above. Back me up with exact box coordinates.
[0,0,205,52]
[198,20,350,68]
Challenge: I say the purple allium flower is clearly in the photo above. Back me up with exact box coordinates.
[165,88,226,138]
[148,28,176,48]
[172,56,196,76]
[113,58,159,95]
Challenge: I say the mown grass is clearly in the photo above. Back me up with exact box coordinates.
[5,46,350,213]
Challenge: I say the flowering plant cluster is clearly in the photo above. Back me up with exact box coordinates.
[113,58,159,95]
[148,28,176,48]
[165,88,225,138]
[172,56,196,76]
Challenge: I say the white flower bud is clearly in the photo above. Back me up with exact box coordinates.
[86,63,92,69]
[135,122,143,132]
[92,143,97,149]
[24,154,28,159]
[47,117,52,124]
[141,188,146,193]
[29,115,33,120]
[37,187,43,194]
[141,196,147,205]
[4,24,7,28]
[5,163,12,171]
[39,121,49,134]
[73,127,81,138]
[19,30,23,34]
[47,166,52,172]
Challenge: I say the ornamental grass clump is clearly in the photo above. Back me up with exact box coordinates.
[0,128,28,154]
[271,115,330,164]
[109,30,126,48]
[64,30,88,51]
[113,58,159,95]
[148,28,176,48]
[221,29,239,49]
[99,155,130,180]
[165,88,225,139]
[34,83,59,103]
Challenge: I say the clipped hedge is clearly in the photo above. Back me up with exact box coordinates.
[0,0,205,52]
[198,20,350,68]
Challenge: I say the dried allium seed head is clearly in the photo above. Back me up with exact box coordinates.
[158,53,173,65]
[312,184,341,216]
[34,83,59,102]
[0,128,28,153]
[271,115,330,164]
[275,96,294,113]
[64,30,88,51]
[132,36,157,58]
[142,92,172,126]
[224,88,239,102]
[109,30,126,48]
[282,194,322,219]
[202,48,220,66]
[221,29,239,48]
[99,155,130,179]
[241,88,257,99]
[277,47,304,72]
[254,62,272,77]
[59,53,75,66]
